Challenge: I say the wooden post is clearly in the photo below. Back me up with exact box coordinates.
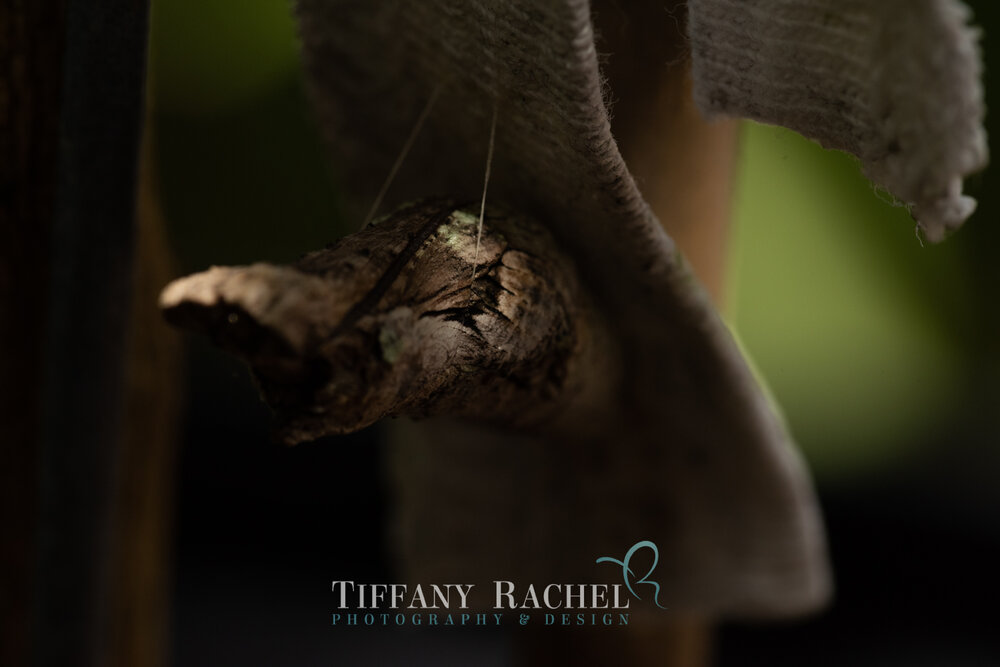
[0,3,67,665]
[0,1,151,665]
[552,2,745,663]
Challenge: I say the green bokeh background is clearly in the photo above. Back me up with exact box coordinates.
[728,125,978,474]
[150,0,999,482]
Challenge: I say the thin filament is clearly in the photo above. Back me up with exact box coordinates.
[471,104,498,285]
[361,84,443,229]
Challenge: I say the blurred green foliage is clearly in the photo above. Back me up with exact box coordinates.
[150,0,300,116]
[727,125,977,475]
[150,0,346,271]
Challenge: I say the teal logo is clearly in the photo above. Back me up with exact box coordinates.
[596,540,667,609]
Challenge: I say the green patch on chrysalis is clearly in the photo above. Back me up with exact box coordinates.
[378,325,403,364]
[436,210,478,249]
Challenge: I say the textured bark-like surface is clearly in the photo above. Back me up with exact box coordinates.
[162,199,617,444]
[0,3,66,666]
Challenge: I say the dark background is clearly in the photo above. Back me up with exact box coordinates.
[151,1,1000,664]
